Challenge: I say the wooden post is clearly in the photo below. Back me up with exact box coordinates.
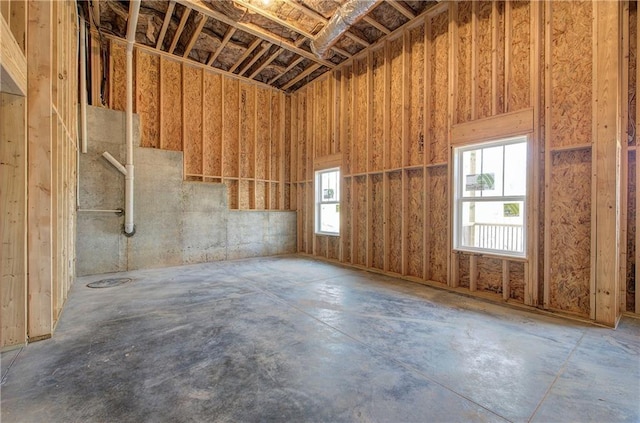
[593,0,621,327]
[27,0,53,341]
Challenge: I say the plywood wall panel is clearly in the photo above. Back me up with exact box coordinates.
[354,176,367,266]
[475,1,493,119]
[495,1,506,115]
[223,79,239,177]
[161,58,183,151]
[477,257,502,294]
[183,64,202,176]
[316,78,329,158]
[627,152,636,311]
[508,1,531,112]
[256,87,270,181]
[136,50,160,148]
[328,236,340,261]
[389,37,404,169]
[388,171,403,274]
[370,174,384,270]
[509,261,525,301]
[430,11,449,164]
[203,72,222,177]
[407,169,424,278]
[408,24,425,166]
[343,65,353,175]
[343,178,353,263]
[255,181,266,209]
[428,166,448,283]
[371,48,385,172]
[549,149,591,316]
[110,41,127,111]
[271,92,281,182]
[550,1,592,148]
[458,253,470,288]
[456,1,472,124]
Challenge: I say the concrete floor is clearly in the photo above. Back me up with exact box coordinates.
[1,256,639,422]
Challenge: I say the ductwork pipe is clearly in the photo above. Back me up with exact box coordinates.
[124,0,140,236]
[310,0,380,59]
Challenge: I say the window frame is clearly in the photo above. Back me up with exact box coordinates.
[453,136,528,258]
[315,167,340,236]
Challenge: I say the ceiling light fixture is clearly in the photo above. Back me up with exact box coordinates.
[261,0,271,6]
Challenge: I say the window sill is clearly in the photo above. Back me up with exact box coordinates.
[315,231,340,237]
[452,249,527,262]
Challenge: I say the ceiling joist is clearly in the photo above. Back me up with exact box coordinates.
[281,63,322,90]
[183,13,207,58]
[207,26,236,66]
[168,7,191,54]
[155,1,175,49]
[229,38,262,73]
[387,0,415,20]
[239,43,271,76]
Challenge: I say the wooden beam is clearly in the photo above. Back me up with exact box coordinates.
[0,93,27,348]
[183,13,207,58]
[1,14,27,95]
[27,0,53,340]
[207,26,236,65]
[543,0,551,310]
[593,0,621,327]
[249,47,284,80]
[450,108,534,146]
[363,16,390,35]
[177,0,335,68]
[239,43,270,77]
[281,63,322,91]
[229,38,261,73]
[156,1,176,49]
[169,7,191,54]
[388,0,415,20]
[268,56,304,85]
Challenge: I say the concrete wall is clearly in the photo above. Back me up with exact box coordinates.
[77,106,296,276]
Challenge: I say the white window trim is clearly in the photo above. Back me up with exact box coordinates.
[315,167,340,236]
[453,136,528,258]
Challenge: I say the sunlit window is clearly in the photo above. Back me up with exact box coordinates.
[453,137,527,257]
[315,168,340,235]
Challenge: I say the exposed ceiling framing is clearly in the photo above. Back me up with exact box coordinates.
[90,0,437,92]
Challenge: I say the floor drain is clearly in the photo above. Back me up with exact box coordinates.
[87,277,132,288]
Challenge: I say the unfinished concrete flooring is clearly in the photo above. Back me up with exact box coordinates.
[1,256,639,422]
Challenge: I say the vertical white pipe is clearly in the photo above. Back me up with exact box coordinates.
[124,0,140,236]
[80,19,88,154]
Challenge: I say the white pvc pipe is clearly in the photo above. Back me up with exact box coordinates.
[80,19,88,154]
[124,0,141,236]
[102,151,127,176]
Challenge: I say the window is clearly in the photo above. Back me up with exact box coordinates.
[453,137,527,257]
[315,168,340,235]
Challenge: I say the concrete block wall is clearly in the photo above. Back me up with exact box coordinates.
[77,106,296,276]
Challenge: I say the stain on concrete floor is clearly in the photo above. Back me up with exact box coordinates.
[1,255,639,422]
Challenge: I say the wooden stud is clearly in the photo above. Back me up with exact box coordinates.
[469,254,478,292]
[504,0,511,113]
[543,0,551,310]
[156,1,176,50]
[447,1,457,287]
[183,13,207,58]
[401,31,410,276]
[207,26,236,66]
[502,260,510,300]
[619,1,629,313]
[423,13,432,281]
[636,1,640,314]
[168,7,191,55]
[383,41,391,272]
[366,52,373,268]
[491,0,498,116]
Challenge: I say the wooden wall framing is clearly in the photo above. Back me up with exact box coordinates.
[104,38,290,211]
[290,0,627,326]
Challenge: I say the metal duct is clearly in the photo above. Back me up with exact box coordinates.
[310,0,380,59]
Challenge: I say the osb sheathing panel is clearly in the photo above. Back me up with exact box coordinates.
[475,1,493,120]
[353,58,368,174]
[226,179,238,209]
[627,152,636,311]
[183,65,202,176]
[430,11,449,164]
[509,261,525,302]
[256,87,270,181]
[389,36,404,169]
[316,78,329,158]
[456,1,472,124]
[305,87,315,182]
[343,66,353,175]
[370,174,384,270]
[203,72,222,177]
[283,95,291,184]
[354,176,368,266]
[495,1,506,115]
[371,48,385,172]
[111,41,127,111]
[407,169,424,278]
[343,178,352,263]
[223,79,239,177]
[549,149,591,316]
[428,166,448,283]
[316,235,327,258]
[136,50,160,148]
[508,1,531,112]
[408,24,425,167]
[239,83,256,178]
[388,171,403,274]
[161,58,183,151]
[297,93,308,181]
[477,256,502,294]
[550,1,592,148]
[328,236,340,261]
[458,253,470,288]
[255,181,266,209]
[239,180,251,209]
